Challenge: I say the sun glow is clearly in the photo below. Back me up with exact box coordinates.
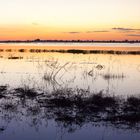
[0,0,140,40]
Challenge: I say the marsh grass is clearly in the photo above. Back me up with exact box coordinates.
[42,60,70,87]
[6,49,12,52]
[18,49,26,52]
[8,56,23,59]
[0,85,8,98]
[0,49,4,52]
[102,73,125,80]
[28,49,140,55]
[1,48,140,55]
[14,87,39,99]
[2,101,17,112]
[0,85,140,131]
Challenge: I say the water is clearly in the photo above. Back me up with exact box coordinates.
[0,43,140,140]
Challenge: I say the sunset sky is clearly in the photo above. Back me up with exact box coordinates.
[0,0,140,40]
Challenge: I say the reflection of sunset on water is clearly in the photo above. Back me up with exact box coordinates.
[0,43,139,96]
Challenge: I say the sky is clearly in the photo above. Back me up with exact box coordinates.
[0,0,140,40]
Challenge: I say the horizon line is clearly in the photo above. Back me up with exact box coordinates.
[0,39,140,43]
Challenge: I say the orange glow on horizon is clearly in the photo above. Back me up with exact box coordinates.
[0,32,139,41]
[0,0,140,41]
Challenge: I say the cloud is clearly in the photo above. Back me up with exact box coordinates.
[112,27,140,32]
[86,30,109,33]
[64,32,81,34]
[127,34,140,37]
[64,30,109,34]
[112,27,134,31]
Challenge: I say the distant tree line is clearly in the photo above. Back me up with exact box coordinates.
[0,39,140,43]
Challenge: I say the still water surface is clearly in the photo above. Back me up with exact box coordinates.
[0,43,140,140]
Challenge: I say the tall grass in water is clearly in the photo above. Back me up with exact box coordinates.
[28,49,140,55]
[8,56,23,59]
[102,73,125,80]
[0,85,140,132]
[0,48,140,55]
[41,59,70,88]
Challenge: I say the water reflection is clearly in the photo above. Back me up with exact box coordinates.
[0,49,139,95]
[0,44,140,139]
[0,85,140,139]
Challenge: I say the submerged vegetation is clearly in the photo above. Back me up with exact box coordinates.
[102,73,125,80]
[8,56,23,59]
[0,85,140,133]
[29,49,140,55]
[0,45,139,136]
[0,48,140,55]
